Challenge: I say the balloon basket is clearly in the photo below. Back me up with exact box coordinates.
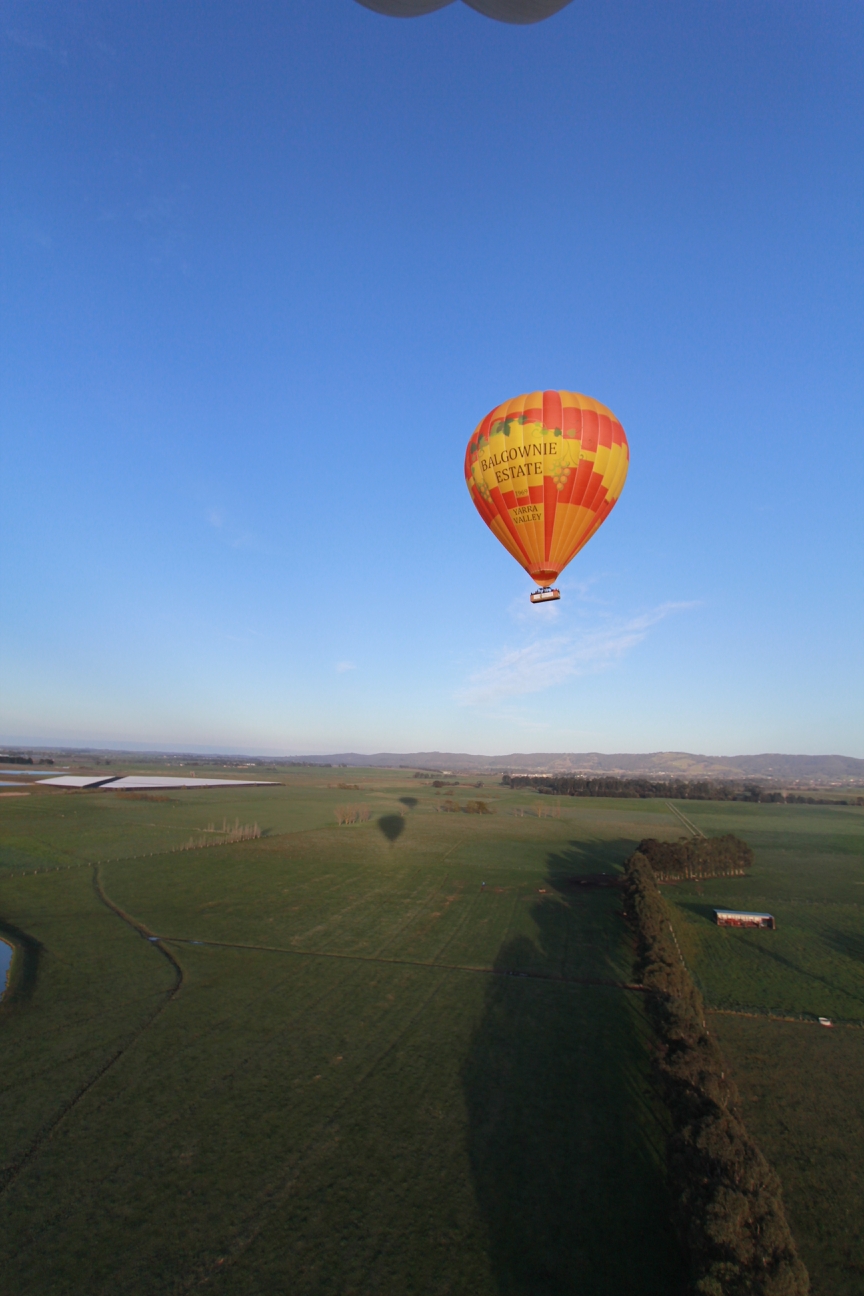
[530,587,560,604]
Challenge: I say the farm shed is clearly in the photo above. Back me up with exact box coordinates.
[39,775,280,791]
[714,908,775,930]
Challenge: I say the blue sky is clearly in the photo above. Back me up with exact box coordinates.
[1,0,862,757]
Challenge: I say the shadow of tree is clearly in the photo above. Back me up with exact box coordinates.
[823,926,864,966]
[377,814,405,843]
[545,838,639,889]
[737,936,864,1007]
[398,797,418,810]
[676,901,722,924]
[461,846,685,1296]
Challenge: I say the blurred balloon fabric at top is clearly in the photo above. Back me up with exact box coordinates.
[355,0,573,22]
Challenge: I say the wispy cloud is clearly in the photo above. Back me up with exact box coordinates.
[205,507,266,553]
[456,602,698,706]
[5,29,68,63]
[335,661,356,674]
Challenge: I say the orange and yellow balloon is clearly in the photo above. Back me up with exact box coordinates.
[464,390,629,592]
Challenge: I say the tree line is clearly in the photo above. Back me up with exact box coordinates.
[501,774,860,804]
[636,834,753,880]
[436,799,492,814]
[623,849,809,1294]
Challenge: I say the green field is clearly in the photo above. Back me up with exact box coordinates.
[660,799,864,1295]
[0,772,686,1295]
[2,772,861,1294]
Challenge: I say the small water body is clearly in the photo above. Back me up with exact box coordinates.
[0,939,12,1002]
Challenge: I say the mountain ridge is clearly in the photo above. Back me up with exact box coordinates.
[282,750,864,784]
[5,747,862,785]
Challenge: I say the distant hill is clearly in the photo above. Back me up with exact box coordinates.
[283,751,864,785]
[7,745,863,786]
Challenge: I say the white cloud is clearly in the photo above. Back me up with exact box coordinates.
[205,508,267,553]
[5,29,68,63]
[456,602,698,706]
[335,661,356,673]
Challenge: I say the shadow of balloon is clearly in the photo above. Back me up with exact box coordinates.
[398,797,418,810]
[460,848,686,1296]
[378,814,405,842]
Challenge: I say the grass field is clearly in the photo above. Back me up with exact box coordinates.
[0,771,687,1295]
[2,771,861,1294]
[660,799,864,1295]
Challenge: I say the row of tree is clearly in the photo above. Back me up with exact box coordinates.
[501,774,859,804]
[334,805,371,824]
[781,793,863,805]
[622,850,809,1294]
[636,834,754,880]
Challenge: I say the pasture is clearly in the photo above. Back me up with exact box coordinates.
[661,799,864,1295]
[0,771,685,1295]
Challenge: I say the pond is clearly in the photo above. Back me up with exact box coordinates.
[0,939,12,1002]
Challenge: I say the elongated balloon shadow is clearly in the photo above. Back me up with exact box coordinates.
[398,797,418,809]
[460,844,686,1295]
[378,814,405,842]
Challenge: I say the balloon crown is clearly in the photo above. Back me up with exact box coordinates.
[355,1,573,25]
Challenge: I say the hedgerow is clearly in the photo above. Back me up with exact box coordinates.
[623,851,809,1295]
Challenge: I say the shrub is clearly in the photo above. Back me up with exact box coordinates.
[334,805,371,825]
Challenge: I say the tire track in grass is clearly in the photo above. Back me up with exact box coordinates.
[423,881,484,966]
[181,956,651,1290]
[27,941,647,1249]
[11,954,364,1247]
[0,866,184,1198]
[0,1025,167,1101]
[176,967,456,1291]
[295,871,450,961]
[160,934,646,990]
[665,802,705,837]
[365,874,457,960]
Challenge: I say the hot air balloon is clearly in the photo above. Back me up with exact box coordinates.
[464,390,629,603]
[355,0,573,23]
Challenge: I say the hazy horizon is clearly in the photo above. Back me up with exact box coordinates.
[2,736,862,766]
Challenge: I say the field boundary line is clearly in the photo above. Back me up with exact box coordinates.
[93,864,185,988]
[0,819,350,879]
[665,801,706,837]
[0,867,184,1198]
[707,1007,864,1029]
[161,934,646,991]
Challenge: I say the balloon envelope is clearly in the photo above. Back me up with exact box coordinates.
[463,0,573,20]
[464,390,629,587]
[354,0,573,20]
[355,0,453,13]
